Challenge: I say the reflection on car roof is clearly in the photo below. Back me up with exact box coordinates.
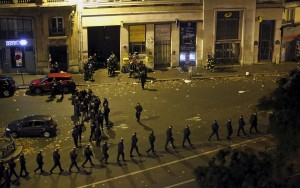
[23,115,52,121]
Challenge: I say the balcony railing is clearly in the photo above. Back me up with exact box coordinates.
[0,0,73,4]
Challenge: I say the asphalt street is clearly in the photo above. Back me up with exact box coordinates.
[0,75,285,187]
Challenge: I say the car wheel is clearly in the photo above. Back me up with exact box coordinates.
[43,131,51,138]
[2,90,11,97]
[10,132,19,138]
[33,87,42,95]
[63,86,70,94]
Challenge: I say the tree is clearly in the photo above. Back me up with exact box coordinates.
[257,69,300,155]
[194,148,289,188]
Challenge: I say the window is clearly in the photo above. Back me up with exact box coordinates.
[49,17,65,36]
[287,8,295,22]
[33,121,45,127]
[216,11,240,41]
[23,121,34,127]
[0,18,33,39]
[129,25,146,54]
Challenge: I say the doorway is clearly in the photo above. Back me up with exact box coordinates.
[155,24,171,69]
[49,46,68,72]
[88,26,120,68]
[258,20,275,61]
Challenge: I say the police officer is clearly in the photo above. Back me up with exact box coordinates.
[140,70,147,90]
[95,125,102,147]
[0,160,4,181]
[135,103,143,122]
[50,78,58,99]
[3,166,10,187]
[77,121,84,144]
[117,138,125,162]
[34,151,45,174]
[8,157,19,180]
[226,118,233,139]
[146,131,156,155]
[208,120,220,141]
[50,149,64,174]
[130,132,142,157]
[100,141,109,165]
[249,112,259,134]
[165,126,176,150]
[69,147,80,173]
[89,119,97,142]
[19,153,29,177]
[103,106,110,129]
[82,144,94,168]
[182,125,192,147]
[72,125,79,148]
[96,109,104,130]
[237,115,247,136]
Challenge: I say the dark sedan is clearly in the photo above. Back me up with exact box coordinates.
[5,115,58,138]
[0,75,17,97]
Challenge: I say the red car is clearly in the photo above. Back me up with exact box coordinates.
[29,72,76,95]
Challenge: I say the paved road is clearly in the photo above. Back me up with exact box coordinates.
[0,75,282,187]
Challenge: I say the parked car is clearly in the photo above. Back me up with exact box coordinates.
[0,75,17,97]
[29,72,76,95]
[5,115,58,138]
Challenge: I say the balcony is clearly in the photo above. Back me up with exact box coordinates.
[0,0,76,6]
[83,0,203,8]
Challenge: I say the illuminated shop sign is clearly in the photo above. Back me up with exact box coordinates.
[6,39,28,46]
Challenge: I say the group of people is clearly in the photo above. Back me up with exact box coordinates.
[128,52,148,90]
[208,113,259,141]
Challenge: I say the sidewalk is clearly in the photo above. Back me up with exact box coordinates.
[7,62,300,89]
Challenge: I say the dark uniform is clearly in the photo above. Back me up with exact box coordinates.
[117,138,125,162]
[249,112,259,133]
[103,107,110,128]
[135,103,143,122]
[100,141,109,164]
[19,153,29,177]
[3,167,10,188]
[146,131,156,155]
[140,71,147,90]
[89,120,97,142]
[237,115,247,136]
[95,126,102,147]
[96,110,104,130]
[82,145,94,167]
[165,126,176,150]
[77,121,84,143]
[182,125,192,147]
[0,160,4,181]
[130,132,142,157]
[34,151,45,174]
[50,78,58,99]
[69,148,80,173]
[50,149,64,174]
[208,120,220,141]
[72,126,79,147]
[226,118,233,139]
[8,157,18,180]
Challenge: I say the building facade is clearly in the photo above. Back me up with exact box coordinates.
[0,0,285,74]
[282,0,300,62]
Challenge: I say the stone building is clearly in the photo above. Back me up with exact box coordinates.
[0,0,284,74]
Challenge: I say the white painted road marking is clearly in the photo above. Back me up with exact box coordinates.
[164,179,196,188]
[77,136,268,188]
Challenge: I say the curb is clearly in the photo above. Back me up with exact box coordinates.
[16,72,287,90]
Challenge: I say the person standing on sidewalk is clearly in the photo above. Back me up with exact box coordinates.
[237,115,247,136]
[165,126,176,150]
[100,141,109,165]
[69,147,80,173]
[8,157,19,180]
[34,151,45,174]
[208,120,220,141]
[117,138,125,162]
[49,149,64,174]
[146,131,156,155]
[82,144,94,168]
[226,118,233,139]
[130,132,142,157]
[135,103,143,122]
[182,125,192,147]
[19,153,29,177]
[249,112,259,134]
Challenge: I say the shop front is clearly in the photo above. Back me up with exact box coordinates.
[0,39,36,74]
